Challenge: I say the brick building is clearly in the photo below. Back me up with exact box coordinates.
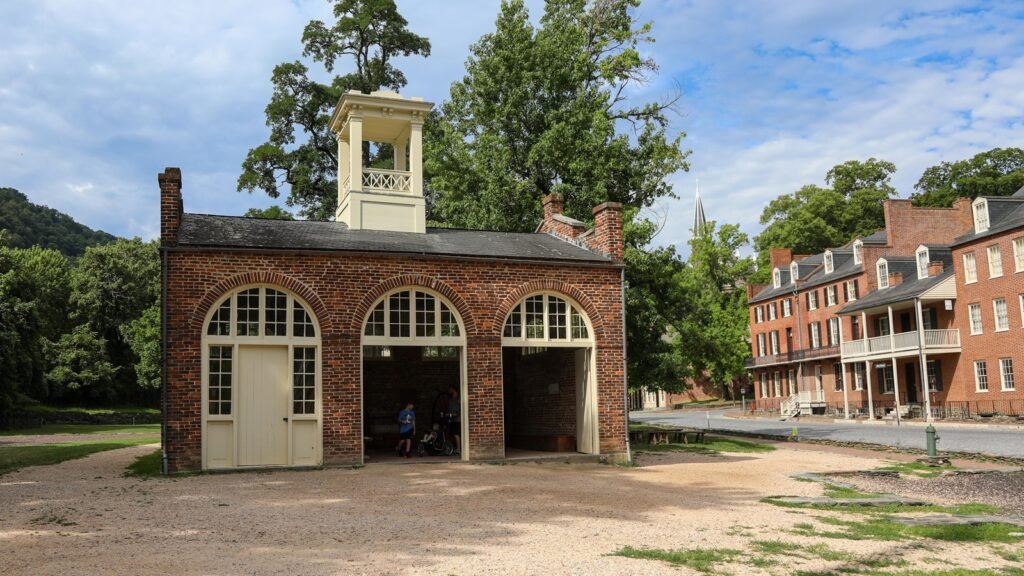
[160,91,628,473]
[747,191,1024,419]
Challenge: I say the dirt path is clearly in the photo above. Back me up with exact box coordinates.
[0,432,159,447]
[0,444,1019,575]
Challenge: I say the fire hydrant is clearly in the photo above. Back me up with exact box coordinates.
[926,424,939,457]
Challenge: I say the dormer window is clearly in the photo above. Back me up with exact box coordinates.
[772,268,781,289]
[973,198,990,232]
[852,240,863,265]
[877,258,889,289]
[824,250,834,274]
[790,261,799,281]
[916,246,929,279]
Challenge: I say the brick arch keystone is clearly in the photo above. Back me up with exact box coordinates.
[493,280,606,341]
[350,274,476,336]
[189,272,332,334]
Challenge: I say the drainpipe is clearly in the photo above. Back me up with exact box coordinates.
[792,283,804,412]
[160,246,168,476]
[621,267,631,463]
[914,297,932,422]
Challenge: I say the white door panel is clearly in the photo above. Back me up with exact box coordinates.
[239,346,289,466]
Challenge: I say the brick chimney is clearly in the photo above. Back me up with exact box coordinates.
[927,261,944,276]
[542,193,565,220]
[769,248,793,269]
[159,167,182,246]
[952,197,974,234]
[589,202,624,262]
[888,271,903,287]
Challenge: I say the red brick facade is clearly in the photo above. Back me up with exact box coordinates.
[160,169,627,472]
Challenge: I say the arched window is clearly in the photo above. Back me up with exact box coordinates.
[790,261,799,281]
[205,286,318,340]
[877,258,889,289]
[823,250,834,274]
[362,288,465,345]
[503,293,593,345]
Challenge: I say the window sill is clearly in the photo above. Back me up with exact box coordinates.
[975,389,989,393]
[969,331,983,336]
[1002,388,1017,393]
[964,279,977,285]
[995,328,1010,333]
[990,274,1003,279]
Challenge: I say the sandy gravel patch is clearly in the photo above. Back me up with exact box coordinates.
[0,443,1019,575]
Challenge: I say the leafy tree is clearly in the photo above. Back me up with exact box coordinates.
[238,0,430,220]
[426,0,688,230]
[121,306,161,391]
[244,205,295,220]
[7,246,71,340]
[753,158,896,281]
[44,325,117,402]
[0,248,46,411]
[910,147,1024,207]
[0,188,115,257]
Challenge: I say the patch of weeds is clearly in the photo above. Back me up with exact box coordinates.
[764,494,1002,516]
[31,514,77,527]
[749,555,777,568]
[809,515,1024,543]
[125,449,162,478]
[877,460,957,478]
[822,484,883,499]
[612,546,742,573]
[752,540,804,557]
[633,436,774,455]
[993,546,1024,563]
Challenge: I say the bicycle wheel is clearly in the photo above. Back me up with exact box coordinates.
[443,439,455,456]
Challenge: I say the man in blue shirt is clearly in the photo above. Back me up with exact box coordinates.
[397,401,416,458]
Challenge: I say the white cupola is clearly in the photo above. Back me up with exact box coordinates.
[329,90,433,233]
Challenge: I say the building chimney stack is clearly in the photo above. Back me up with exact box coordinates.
[589,202,624,262]
[769,248,794,269]
[159,167,182,246]
[888,271,903,287]
[542,193,565,220]
[927,261,944,277]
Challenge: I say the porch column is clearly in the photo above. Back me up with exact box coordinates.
[887,305,902,424]
[914,297,932,422]
[394,138,408,171]
[348,115,364,192]
[839,317,849,419]
[865,360,875,419]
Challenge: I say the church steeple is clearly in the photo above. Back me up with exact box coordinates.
[692,179,707,239]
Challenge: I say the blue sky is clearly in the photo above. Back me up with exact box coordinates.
[1,1,1022,251]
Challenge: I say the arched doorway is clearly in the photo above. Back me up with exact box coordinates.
[501,292,598,454]
[361,288,467,462]
[200,285,322,469]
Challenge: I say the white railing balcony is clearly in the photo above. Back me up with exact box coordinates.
[362,168,412,193]
[840,329,961,360]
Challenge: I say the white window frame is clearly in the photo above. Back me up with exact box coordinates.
[834,362,844,391]
[755,306,764,323]
[916,246,929,279]
[828,317,840,347]
[502,292,592,347]
[824,250,834,274]
[853,362,865,391]
[757,333,766,357]
[973,198,989,232]
[782,299,792,317]
[1015,237,1024,273]
[790,261,799,281]
[853,239,863,265]
[993,298,1009,332]
[974,360,989,392]
[968,303,983,335]
[845,280,857,302]
[365,288,467,346]
[878,363,895,394]
[826,285,837,307]
[808,291,818,311]
[1020,294,1024,329]
[988,244,1003,278]
[877,258,889,289]
[760,373,768,398]
[773,371,781,397]
[1000,358,1015,391]
[773,268,781,288]
[768,303,777,321]
[770,331,779,355]
[963,252,977,284]
[809,323,821,349]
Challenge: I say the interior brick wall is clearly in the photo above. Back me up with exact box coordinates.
[502,348,577,439]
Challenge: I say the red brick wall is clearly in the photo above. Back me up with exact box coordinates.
[883,200,973,254]
[163,250,627,472]
[503,348,577,438]
[949,231,1024,404]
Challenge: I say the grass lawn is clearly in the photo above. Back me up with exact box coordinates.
[18,404,159,416]
[791,515,1023,543]
[0,436,159,476]
[634,435,775,454]
[877,460,957,478]
[0,423,161,436]
[125,448,163,478]
[612,546,741,573]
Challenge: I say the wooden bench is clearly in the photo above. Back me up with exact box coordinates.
[629,427,706,445]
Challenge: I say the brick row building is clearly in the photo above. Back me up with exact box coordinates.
[747,190,1024,419]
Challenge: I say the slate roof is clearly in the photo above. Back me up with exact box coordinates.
[749,248,863,304]
[952,187,1024,246]
[175,213,615,264]
[861,229,887,244]
[838,250,955,314]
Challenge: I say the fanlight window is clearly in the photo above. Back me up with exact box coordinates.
[363,289,463,342]
[206,287,317,339]
[503,294,591,344]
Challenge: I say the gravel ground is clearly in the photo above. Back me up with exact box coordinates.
[0,443,1020,575]
[838,468,1024,515]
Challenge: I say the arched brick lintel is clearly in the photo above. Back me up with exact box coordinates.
[188,272,333,334]
[492,280,606,342]
[349,274,477,336]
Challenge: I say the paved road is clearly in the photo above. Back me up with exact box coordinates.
[631,408,1024,459]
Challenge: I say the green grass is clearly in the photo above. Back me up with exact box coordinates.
[877,460,957,478]
[0,423,161,436]
[612,546,742,573]
[17,404,159,416]
[822,484,884,499]
[125,448,163,478]
[994,546,1024,563]
[796,569,1024,576]
[796,515,1024,543]
[633,435,775,454]
[766,494,1003,516]
[0,437,159,475]
[628,422,674,431]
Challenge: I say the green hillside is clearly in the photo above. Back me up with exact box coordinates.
[0,188,116,256]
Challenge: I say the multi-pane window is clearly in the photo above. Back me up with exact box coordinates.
[1000,358,1015,391]
[504,294,590,343]
[756,333,766,357]
[926,360,943,391]
[828,318,841,346]
[265,289,288,336]
[236,288,260,336]
[975,360,988,391]
[877,317,890,337]
[208,300,231,336]
[760,373,768,398]
[773,372,781,397]
[389,291,411,338]
[994,298,1009,332]
[208,346,232,415]
[878,364,895,394]
[755,306,764,323]
[826,286,837,306]
[963,252,977,283]
[877,259,889,289]
[988,245,1003,278]
[782,299,792,317]
[441,303,461,337]
[974,200,989,231]
[1015,237,1024,273]
[787,369,796,396]
[917,247,929,279]
[853,240,863,265]
[807,291,818,310]
[824,251,834,273]
[769,331,779,355]
[968,303,983,335]
[809,323,821,348]
[422,346,459,360]
[854,363,865,391]
[834,363,844,391]
[366,302,386,336]
[415,292,437,338]
[790,261,799,280]
[768,303,777,321]
[293,303,316,338]
[845,280,859,302]
[363,345,392,360]
[292,347,316,415]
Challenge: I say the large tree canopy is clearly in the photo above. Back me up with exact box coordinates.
[753,158,896,281]
[425,0,688,231]
[910,147,1024,207]
[238,0,430,220]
